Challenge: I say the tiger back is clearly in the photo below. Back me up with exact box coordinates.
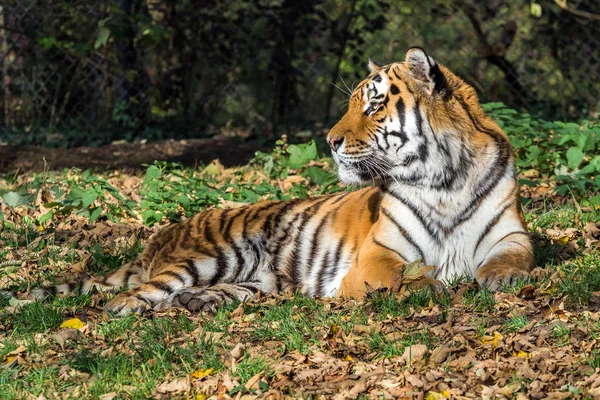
[34,47,533,315]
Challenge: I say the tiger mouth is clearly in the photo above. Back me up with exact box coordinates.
[337,158,389,182]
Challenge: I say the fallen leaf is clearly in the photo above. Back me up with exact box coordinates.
[479,331,503,348]
[230,343,245,360]
[426,390,450,400]
[245,372,263,390]
[59,317,85,329]
[400,344,428,366]
[8,297,33,309]
[155,378,190,394]
[403,259,436,281]
[190,368,213,380]
[50,329,83,348]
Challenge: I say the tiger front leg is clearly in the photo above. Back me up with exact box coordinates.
[337,235,408,299]
[475,233,534,291]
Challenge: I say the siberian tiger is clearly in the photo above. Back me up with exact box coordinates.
[42,47,534,315]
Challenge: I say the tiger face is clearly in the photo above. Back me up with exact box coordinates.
[327,47,479,189]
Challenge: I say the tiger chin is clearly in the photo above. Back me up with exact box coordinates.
[34,47,533,316]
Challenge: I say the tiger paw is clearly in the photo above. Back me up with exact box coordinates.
[476,265,530,292]
[105,293,150,316]
[173,289,220,313]
[407,277,446,295]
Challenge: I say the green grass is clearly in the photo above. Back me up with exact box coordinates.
[504,312,530,332]
[1,112,600,397]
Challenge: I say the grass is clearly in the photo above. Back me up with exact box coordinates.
[504,312,530,332]
[1,112,600,397]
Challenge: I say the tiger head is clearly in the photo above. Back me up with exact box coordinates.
[327,47,506,189]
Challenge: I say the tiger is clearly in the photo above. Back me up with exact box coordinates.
[36,47,534,316]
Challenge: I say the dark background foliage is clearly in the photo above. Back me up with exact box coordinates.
[0,0,598,147]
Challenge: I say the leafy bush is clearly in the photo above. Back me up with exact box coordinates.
[1,140,340,227]
[484,103,600,205]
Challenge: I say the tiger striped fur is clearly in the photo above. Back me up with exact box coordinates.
[47,47,534,315]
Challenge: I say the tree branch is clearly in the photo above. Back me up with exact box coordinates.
[554,0,600,20]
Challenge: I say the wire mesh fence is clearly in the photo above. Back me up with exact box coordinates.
[0,0,598,147]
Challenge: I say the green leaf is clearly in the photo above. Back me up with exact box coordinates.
[287,141,318,169]
[176,194,190,207]
[3,192,24,207]
[566,147,584,170]
[81,188,98,208]
[89,207,102,223]
[38,210,54,224]
[589,194,600,206]
[94,26,110,49]
[144,165,162,184]
[302,166,336,186]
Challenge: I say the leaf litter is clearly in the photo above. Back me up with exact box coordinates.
[1,160,600,398]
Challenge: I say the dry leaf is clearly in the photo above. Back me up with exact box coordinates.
[403,259,436,281]
[155,378,190,394]
[400,344,428,367]
[50,329,83,348]
[190,368,213,380]
[479,331,503,348]
[59,318,85,329]
[245,372,263,390]
[230,343,245,360]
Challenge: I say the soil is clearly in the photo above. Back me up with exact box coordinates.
[0,136,267,174]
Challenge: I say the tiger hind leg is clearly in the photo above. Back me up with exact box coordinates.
[172,281,262,313]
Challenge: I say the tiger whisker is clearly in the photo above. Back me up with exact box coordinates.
[330,82,351,97]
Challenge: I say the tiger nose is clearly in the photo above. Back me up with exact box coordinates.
[328,136,345,152]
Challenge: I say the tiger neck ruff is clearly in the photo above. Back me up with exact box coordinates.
[36,47,533,315]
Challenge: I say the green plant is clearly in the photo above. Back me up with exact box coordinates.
[485,103,600,203]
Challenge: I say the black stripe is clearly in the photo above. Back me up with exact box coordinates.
[184,260,201,286]
[414,102,423,136]
[332,192,350,205]
[188,214,218,258]
[133,295,151,305]
[203,217,229,285]
[382,187,441,244]
[372,237,410,263]
[390,84,399,95]
[238,281,261,294]
[123,270,135,287]
[159,270,187,285]
[473,202,512,256]
[485,231,532,256]
[219,208,232,232]
[381,206,424,258]
[305,213,331,279]
[381,95,390,108]
[271,212,303,272]
[287,197,331,288]
[396,97,406,133]
[315,250,332,296]
[146,281,174,294]
[223,208,247,277]
[453,98,511,223]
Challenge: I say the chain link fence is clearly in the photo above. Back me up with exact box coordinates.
[0,0,598,147]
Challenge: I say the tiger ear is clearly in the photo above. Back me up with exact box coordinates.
[405,47,445,95]
[367,58,382,73]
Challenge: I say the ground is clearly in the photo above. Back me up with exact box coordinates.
[1,134,600,399]
[0,136,265,174]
